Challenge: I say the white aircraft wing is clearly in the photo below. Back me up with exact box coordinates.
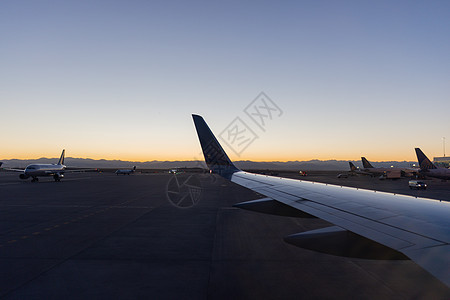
[1,168,25,172]
[192,114,450,287]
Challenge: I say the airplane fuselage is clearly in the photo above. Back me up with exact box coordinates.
[362,167,417,178]
[115,166,136,175]
[115,170,134,175]
[421,168,450,180]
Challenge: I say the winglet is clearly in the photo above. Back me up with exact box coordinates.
[361,157,374,169]
[415,148,437,170]
[58,149,65,165]
[192,114,239,178]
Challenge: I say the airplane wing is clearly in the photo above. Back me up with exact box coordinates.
[192,114,450,287]
[1,168,26,172]
[63,168,98,173]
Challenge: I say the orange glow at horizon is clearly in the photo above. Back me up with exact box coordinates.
[0,151,424,163]
[0,134,441,163]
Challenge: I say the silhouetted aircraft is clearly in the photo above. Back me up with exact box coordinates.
[415,148,450,180]
[360,157,418,179]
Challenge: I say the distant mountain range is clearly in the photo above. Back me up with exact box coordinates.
[0,157,418,171]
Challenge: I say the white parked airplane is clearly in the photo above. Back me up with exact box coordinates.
[115,166,136,175]
[192,114,450,287]
[4,149,94,182]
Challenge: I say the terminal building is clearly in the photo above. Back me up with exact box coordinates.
[433,156,450,168]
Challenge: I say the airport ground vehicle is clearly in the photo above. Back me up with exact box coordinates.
[409,180,427,190]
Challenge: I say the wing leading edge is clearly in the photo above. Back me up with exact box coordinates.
[192,114,450,287]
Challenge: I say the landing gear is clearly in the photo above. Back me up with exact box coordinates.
[31,177,39,182]
[53,174,61,182]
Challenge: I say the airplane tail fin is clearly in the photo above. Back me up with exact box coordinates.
[133,166,136,171]
[415,148,437,170]
[361,157,374,168]
[192,114,240,178]
[57,149,65,165]
[349,162,357,171]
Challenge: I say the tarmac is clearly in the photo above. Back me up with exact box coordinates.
[0,171,449,299]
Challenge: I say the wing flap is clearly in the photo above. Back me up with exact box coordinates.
[284,226,409,260]
[406,244,450,287]
[290,200,442,250]
[233,198,316,218]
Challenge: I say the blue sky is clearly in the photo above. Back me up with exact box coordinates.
[1,1,449,161]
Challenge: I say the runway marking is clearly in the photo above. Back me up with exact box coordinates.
[110,206,153,209]
[0,182,20,186]
[0,204,92,208]
[57,177,93,182]
[0,195,151,249]
[37,204,92,208]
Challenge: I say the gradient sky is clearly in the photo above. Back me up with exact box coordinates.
[1,1,449,162]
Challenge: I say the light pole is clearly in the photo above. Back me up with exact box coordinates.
[443,137,446,157]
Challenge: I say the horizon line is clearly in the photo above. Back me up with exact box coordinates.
[0,156,420,163]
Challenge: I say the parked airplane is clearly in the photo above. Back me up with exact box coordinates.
[192,114,450,287]
[348,161,371,176]
[337,162,365,178]
[415,148,450,180]
[115,166,136,175]
[360,157,418,179]
[4,150,94,182]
